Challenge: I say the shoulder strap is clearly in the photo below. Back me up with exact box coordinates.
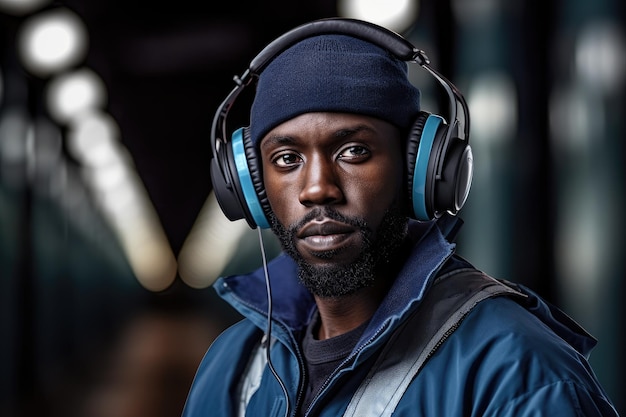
[343,269,527,417]
[237,335,281,417]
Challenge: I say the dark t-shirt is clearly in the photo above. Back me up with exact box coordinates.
[298,313,369,416]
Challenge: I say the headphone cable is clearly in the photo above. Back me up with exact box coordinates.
[258,228,291,417]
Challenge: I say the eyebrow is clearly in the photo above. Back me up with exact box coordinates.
[260,134,298,151]
[334,124,376,138]
[260,124,377,151]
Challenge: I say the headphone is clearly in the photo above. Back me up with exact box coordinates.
[210,18,473,229]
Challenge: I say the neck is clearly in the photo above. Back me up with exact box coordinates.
[314,279,387,340]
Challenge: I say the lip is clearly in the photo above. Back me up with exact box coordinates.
[296,219,357,253]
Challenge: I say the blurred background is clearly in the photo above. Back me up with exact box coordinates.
[0,0,624,416]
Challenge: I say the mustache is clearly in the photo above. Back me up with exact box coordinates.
[288,207,369,235]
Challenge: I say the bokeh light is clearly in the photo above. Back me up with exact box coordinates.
[178,192,251,289]
[66,110,122,167]
[337,0,419,34]
[467,71,517,147]
[16,7,88,77]
[0,0,50,16]
[575,21,626,93]
[66,110,177,291]
[45,68,107,125]
[0,106,31,187]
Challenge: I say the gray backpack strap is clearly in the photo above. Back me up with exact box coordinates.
[343,269,527,417]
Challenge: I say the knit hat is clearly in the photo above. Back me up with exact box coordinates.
[249,34,421,146]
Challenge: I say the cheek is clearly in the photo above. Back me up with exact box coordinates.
[263,171,297,224]
[346,158,406,217]
[373,150,406,193]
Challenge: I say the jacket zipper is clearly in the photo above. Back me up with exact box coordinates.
[304,323,389,416]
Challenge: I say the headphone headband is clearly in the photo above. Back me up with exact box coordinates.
[249,18,423,75]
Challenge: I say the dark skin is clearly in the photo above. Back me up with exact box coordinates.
[260,112,406,340]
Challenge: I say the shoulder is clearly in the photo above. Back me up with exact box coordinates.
[451,296,593,381]
[196,319,261,375]
[412,296,617,416]
[183,320,262,417]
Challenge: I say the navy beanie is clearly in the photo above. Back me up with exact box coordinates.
[249,34,421,146]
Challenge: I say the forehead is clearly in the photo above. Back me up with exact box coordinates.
[259,112,401,150]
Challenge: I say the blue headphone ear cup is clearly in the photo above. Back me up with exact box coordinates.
[240,127,272,228]
[406,113,472,221]
[406,112,441,220]
[211,127,271,229]
[211,153,244,222]
[211,132,252,225]
[406,111,427,197]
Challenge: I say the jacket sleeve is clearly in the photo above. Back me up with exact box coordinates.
[485,380,619,417]
[182,320,262,417]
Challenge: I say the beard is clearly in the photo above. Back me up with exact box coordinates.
[268,206,409,298]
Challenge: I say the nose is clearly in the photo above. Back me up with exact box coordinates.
[298,155,344,207]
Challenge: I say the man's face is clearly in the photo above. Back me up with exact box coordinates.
[260,112,409,297]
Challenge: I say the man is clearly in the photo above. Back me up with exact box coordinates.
[183,18,618,417]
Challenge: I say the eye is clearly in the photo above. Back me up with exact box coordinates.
[272,152,302,168]
[337,145,370,161]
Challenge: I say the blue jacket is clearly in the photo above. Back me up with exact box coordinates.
[183,220,618,416]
